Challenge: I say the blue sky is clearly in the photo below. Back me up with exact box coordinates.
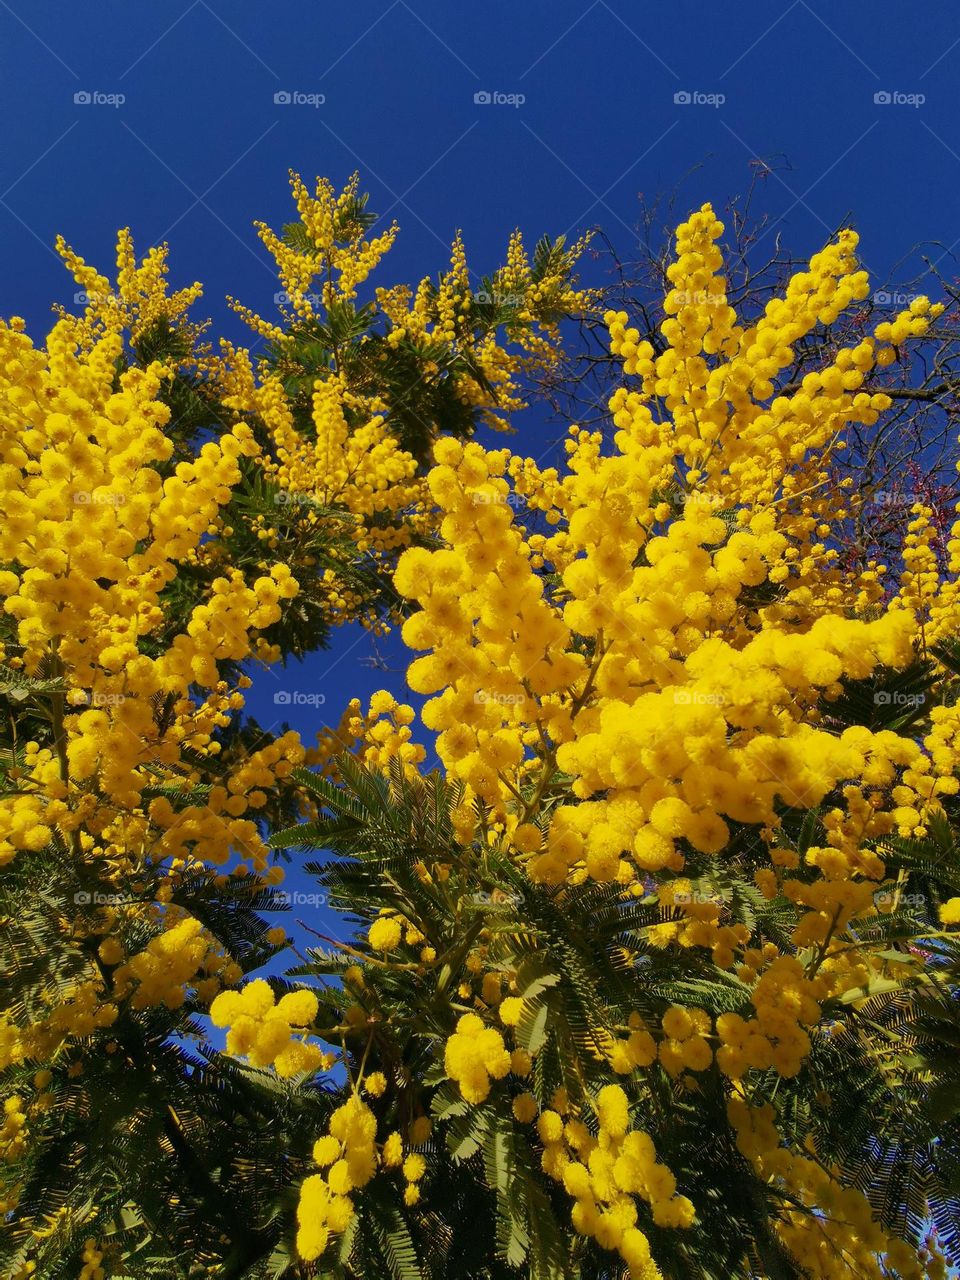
[4,1,959,349]
[3,0,960,938]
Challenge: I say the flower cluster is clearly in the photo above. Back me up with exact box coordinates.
[297,1094,379,1261]
[114,916,230,1011]
[78,1238,106,1280]
[393,205,949,1044]
[0,308,312,1064]
[368,206,959,1277]
[543,1085,693,1279]
[0,1097,27,1163]
[56,226,207,360]
[210,978,324,1077]
[444,1011,512,1103]
[729,1099,948,1280]
[4,186,957,1280]
[225,363,424,563]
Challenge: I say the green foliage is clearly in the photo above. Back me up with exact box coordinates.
[263,756,960,1279]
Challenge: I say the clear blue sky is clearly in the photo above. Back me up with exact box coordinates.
[3,0,959,938]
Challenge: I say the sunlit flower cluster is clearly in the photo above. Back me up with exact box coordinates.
[368,206,958,1277]
[3,186,956,1280]
[0,308,307,1057]
[211,978,325,1077]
